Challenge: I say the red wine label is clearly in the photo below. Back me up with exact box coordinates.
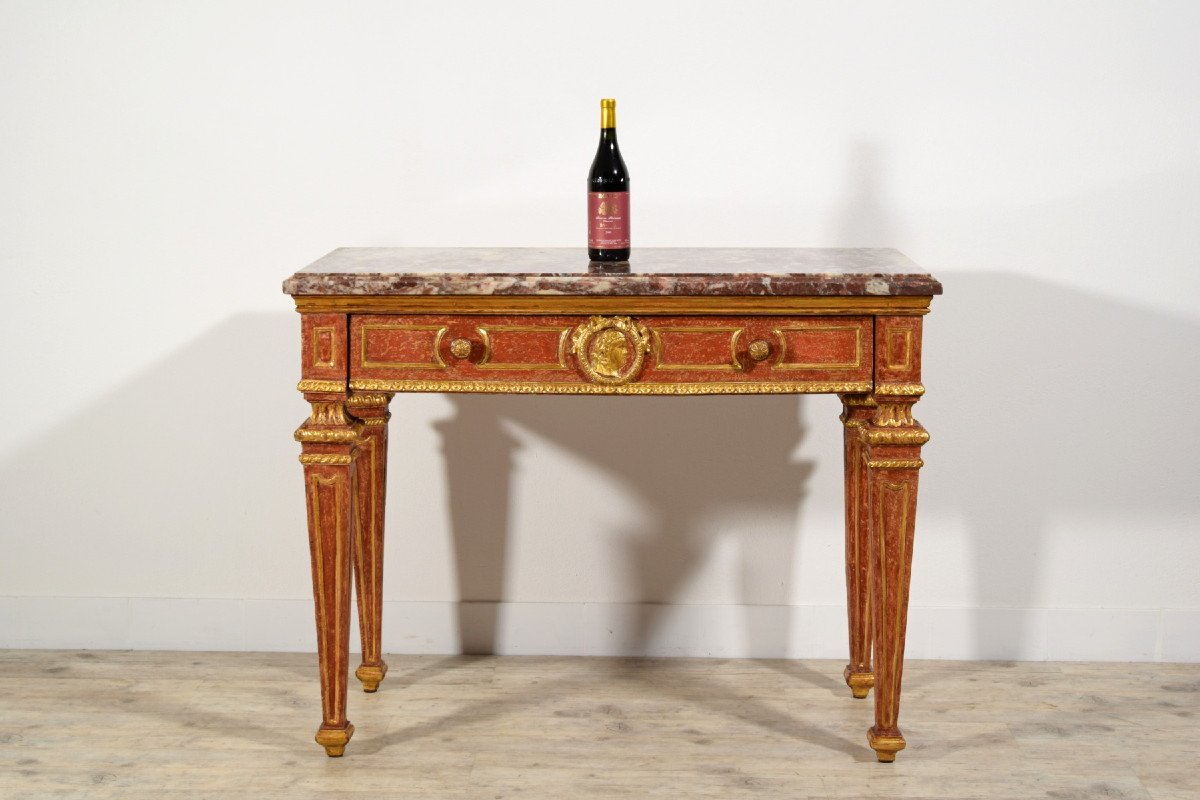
[588,192,630,249]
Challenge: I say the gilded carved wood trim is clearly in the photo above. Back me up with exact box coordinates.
[294,295,933,316]
[348,378,873,395]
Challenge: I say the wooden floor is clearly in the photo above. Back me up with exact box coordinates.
[1,651,1197,799]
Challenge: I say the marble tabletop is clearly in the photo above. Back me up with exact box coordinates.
[282,248,942,297]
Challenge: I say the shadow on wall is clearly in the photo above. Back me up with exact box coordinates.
[924,272,1200,655]
[829,139,1200,657]
[0,282,1196,657]
[0,313,307,605]
[0,307,818,656]
[830,140,896,247]
[434,394,814,655]
[431,271,1200,658]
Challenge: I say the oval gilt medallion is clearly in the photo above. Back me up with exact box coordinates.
[570,316,651,385]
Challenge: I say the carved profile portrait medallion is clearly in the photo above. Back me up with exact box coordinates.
[570,316,650,385]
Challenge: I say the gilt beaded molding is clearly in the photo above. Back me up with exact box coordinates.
[298,453,356,466]
[297,379,347,393]
[347,378,873,396]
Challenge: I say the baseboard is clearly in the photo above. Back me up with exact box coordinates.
[0,597,1195,661]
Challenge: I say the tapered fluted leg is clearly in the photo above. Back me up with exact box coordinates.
[862,388,927,762]
[839,393,876,699]
[347,392,393,692]
[297,394,360,756]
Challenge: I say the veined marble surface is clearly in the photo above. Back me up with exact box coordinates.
[282,248,942,296]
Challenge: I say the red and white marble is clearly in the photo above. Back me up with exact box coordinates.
[282,248,943,297]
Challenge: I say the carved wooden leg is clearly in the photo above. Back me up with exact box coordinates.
[839,393,876,699]
[296,394,361,756]
[347,392,393,693]
[862,387,927,762]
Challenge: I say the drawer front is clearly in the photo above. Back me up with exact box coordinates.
[350,314,872,394]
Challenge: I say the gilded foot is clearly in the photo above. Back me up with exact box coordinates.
[356,661,388,693]
[867,727,906,763]
[315,722,355,757]
[843,665,875,699]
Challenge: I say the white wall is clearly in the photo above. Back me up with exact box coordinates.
[1,1,1197,661]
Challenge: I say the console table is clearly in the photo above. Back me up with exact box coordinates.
[283,248,941,762]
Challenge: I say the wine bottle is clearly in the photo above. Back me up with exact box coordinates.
[587,98,630,262]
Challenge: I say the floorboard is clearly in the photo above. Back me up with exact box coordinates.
[1,651,1196,799]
